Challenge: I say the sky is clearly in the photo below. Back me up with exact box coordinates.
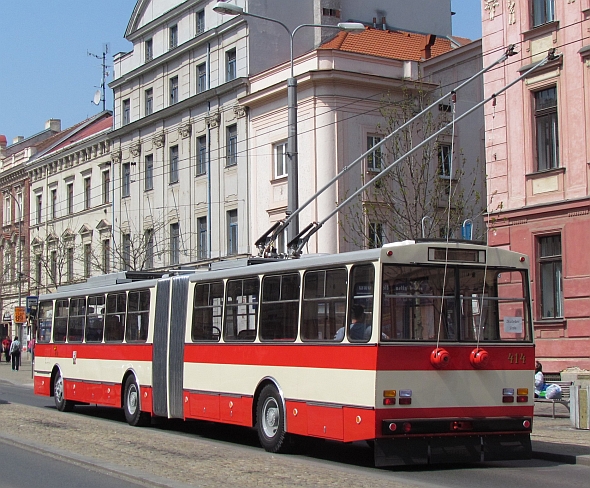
[0,1,482,145]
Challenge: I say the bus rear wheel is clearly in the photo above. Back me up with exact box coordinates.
[256,384,289,453]
[54,370,74,412]
[124,376,150,426]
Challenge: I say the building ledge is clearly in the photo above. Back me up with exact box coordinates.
[522,20,559,41]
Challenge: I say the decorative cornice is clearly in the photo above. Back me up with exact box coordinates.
[206,111,221,128]
[179,123,192,139]
[153,132,165,148]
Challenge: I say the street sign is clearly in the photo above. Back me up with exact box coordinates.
[14,306,26,324]
[26,296,39,315]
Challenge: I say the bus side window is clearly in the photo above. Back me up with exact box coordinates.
[86,295,105,343]
[301,268,347,341]
[224,278,258,342]
[348,264,375,343]
[53,299,69,343]
[126,289,150,342]
[105,292,126,342]
[260,273,299,341]
[37,300,54,343]
[192,282,223,342]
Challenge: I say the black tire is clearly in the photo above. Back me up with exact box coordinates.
[256,384,289,453]
[54,370,74,412]
[124,376,150,426]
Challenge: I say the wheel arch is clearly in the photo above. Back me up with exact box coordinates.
[121,368,140,409]
[252,376,286,430]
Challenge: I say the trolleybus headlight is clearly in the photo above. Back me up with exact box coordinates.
[503,388,515,396]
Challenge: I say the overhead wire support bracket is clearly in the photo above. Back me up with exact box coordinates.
[287,49,557,257]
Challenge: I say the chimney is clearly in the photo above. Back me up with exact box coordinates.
[13,136,24,144]
[422,34,437,60]
[382,16,386,30]
[0,134,6,159]
[373,17,377,28]
[45,119,61,132]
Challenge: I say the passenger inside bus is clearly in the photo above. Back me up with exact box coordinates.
[334,305,369,341]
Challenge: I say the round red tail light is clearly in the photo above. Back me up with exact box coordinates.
[403,422,412,433]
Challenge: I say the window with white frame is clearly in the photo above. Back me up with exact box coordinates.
[103,239,110,274]
[36,194,42,225]
[535,86,559,171]
[123,99,130,125]
[170,76,179,105]
[532,0,555,28]
[170,146,179,183]
[102,170,110,204]
[368,222,384,249]
[438,143,452,177]
[170,223,180,264]
[226,125,237,166]
[198,216,208,260]
[145,88,153,116]
[67,247,74,282]
[169,24,178,50]
[145,229,154,269]
[538,234,563,319]
[16,191,22,221]
[145,39,153,62]
[197,63,207,93]
[122,163,131,197]
[197,10,205,35]
[67,183,74,215]
[226,49,236,82]
[274,142,287,178]
[227,210,238,255]
[51,189,57,219]
[84,243,91,278]
[3,195,10,225]
[145,154,154,191]
[367,135,383,171]
[197,136,207,175]
[122,233,131,271]
[84,177,91,210]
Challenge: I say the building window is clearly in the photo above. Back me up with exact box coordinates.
[84,177,91,210]
[197,63,207,93]
[67,183,74,215]
[123,99,130,125]
[145,154,154,191]
[145,229,154,269]
[50,250,57,283]
[169,24,178,50]
[195,136,207,175]
[103,239,111,274]
[3,195,11,225]
[274,142,287,178]
[227,209,238,255]
[84,243,91,278]
[368,222,384,249]
[538,234,563,319]
[533,0,555,28]
[122,233,131,271]
[322,8,341,18]
[102,170,110,204]
[170,223,180,265]
[145,88,153,116]
[35,255,42,285]
[367,135,382,171]
[170,76,179,105]
[16,192,22,221]
[170,146,179,183]
[51,188,57,219]
[535,87,559,171]
[36,194,42,225]
[67,247,74,282]
[226,48,236,82]
[226,125,237,166]
[438,143,452,177]
[196,10,205,35]
[198,216,208,259]
[122,163,131,197]
[145,39,153,62]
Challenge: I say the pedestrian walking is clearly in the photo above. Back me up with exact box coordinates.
[2,336,11,363]
[9,336,21,371]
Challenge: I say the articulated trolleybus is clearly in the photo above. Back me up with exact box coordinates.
[33,240,534,465]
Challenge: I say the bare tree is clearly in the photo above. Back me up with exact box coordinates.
[341,82,483,248]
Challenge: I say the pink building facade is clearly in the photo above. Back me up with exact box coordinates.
[482,0,590,372]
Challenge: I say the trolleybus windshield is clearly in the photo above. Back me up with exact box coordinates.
[381,265,531,342]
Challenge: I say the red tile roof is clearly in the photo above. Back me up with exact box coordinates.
[319,27,461,61]
[48,114,112,154]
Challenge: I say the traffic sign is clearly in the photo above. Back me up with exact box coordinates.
[26,295,39,315]
[14,306,26,324]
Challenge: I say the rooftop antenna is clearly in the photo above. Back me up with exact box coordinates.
[88,43,110,111]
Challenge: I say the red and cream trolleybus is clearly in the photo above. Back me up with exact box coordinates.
[33,240,534,465]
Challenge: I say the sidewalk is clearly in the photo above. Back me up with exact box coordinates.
[1,358,588,465]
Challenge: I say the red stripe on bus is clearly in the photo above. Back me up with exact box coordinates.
[34,343,152,362]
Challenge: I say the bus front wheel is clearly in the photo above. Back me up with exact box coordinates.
[124,376,150,427]
[256,384,289,453]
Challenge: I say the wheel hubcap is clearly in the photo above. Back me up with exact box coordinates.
[127,385,138,415]
[262,397,279,438]
[55,376,64,402]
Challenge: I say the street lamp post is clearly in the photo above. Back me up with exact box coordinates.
[213,2,364,242]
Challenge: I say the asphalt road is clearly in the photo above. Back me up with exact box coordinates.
[1,383,588,488]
